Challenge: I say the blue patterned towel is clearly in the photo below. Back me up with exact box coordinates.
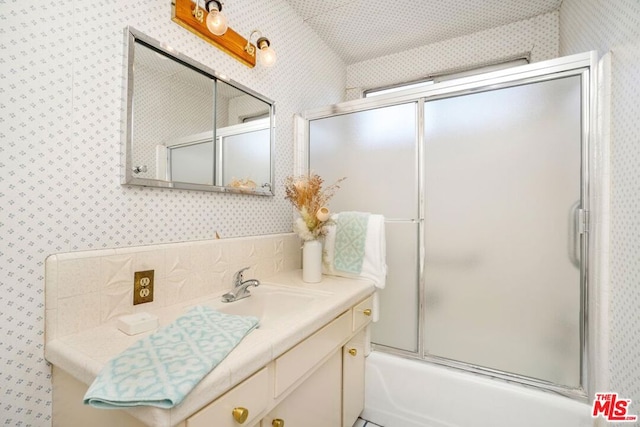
[334,212,370,274]
[83,306,259,409]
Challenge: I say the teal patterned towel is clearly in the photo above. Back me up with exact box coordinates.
[83,306,259,409]
[334,212,370,274]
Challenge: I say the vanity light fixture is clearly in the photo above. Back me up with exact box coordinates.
[245,30,276,67]
[172,0,270,68]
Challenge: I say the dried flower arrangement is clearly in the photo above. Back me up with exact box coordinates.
[284,173,346,241]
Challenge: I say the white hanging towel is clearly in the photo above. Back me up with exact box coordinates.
[323,212,387,322]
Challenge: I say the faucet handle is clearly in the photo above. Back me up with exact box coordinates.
[234,266,251,286]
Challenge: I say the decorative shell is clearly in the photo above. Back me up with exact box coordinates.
[229,178,257,191]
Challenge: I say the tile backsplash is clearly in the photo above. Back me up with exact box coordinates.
[45,233,301,342]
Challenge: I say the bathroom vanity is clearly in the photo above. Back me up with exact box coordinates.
[185,295,372,427]
[44,235,374,427]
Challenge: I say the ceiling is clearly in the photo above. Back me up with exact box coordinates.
[284,0,562,64]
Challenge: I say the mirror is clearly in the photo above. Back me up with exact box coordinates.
[122,27,275,195]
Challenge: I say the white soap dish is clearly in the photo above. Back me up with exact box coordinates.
[117,312,158,335]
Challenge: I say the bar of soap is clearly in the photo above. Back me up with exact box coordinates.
[117,312,158,335]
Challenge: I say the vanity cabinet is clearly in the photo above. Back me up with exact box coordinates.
[185,301,371,427]
[273,311,351,397]
[261,350,342,427]
[51,294,374,427]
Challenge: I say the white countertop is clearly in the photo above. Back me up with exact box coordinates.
[45,270,375,427]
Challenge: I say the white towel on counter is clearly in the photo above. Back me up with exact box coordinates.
[323,212,387,322]
[83,306,258,409]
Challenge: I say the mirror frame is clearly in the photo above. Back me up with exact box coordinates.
[121,26,275,196]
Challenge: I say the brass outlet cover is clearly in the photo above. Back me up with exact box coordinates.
[134,270,154,305]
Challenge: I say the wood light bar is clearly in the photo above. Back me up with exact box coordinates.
[172,0,257,68]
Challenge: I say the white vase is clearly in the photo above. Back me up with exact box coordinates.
[302,239,322,283]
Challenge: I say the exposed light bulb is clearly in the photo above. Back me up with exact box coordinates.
[257,37,276,67]
[260,45,276,67]
[205,1,228,36]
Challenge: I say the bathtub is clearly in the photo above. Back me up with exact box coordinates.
[362,351,594,427]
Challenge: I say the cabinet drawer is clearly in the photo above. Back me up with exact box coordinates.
[274,311,350,397]
[187,367,269,427]
[352,295,374,331]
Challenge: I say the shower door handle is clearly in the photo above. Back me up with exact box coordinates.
[568,201,586,268]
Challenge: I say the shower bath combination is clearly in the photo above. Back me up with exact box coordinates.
[303,51,599,426]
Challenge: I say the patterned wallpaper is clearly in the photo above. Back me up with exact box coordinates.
[0,0,345,424]
[345,11,559,100]
[4,0,635,424]
[559,0,640,419]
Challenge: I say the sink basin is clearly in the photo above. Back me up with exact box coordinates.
[209,284,330,327]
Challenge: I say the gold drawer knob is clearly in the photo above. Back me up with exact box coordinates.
[363,308,372,316]
[232,407,249,423]
[348,348,358,357]
[272,419,285,427]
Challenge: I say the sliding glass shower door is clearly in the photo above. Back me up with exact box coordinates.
[309,103,420,353]
[423,75,583,387]
[305,54,592,394]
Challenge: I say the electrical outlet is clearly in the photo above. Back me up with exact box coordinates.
[133,270,154,305]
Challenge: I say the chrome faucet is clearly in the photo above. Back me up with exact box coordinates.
[221,266,260,302]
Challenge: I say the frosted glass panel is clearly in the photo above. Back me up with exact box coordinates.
[309,103,419,353]
[371,222,419,352]
[309,103,418,219]
[221,128,270,187]
[169,141,214,185]
[423,76,582,387]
